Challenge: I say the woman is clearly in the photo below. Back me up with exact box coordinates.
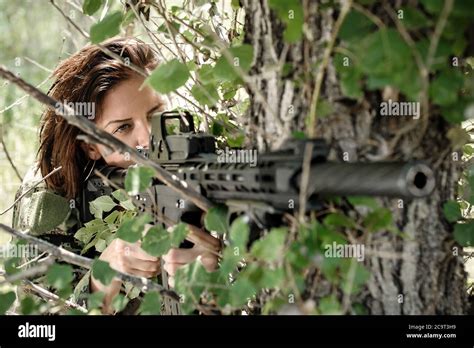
[12,37,218,314]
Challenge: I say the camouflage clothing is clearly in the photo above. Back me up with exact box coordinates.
[12,163,143,314]
[12,164,93,310]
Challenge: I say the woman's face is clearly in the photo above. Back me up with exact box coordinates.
[85,75,166,168]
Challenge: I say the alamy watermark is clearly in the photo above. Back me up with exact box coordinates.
[324,242,365,262]
[0,244,39,259]
[216,147,257,167]
[18,322,55,341]
[55,100,96,120]
[380,99,420,119]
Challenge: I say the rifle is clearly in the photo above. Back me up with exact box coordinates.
[81,110,435,313]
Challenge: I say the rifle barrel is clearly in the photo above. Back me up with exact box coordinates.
[301,161,435,198]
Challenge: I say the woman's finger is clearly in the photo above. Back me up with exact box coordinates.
[126,258,160,273]
[163,262,186,276]
[128,268,160,278]
[163,248,199,264]
[199,253,218,272]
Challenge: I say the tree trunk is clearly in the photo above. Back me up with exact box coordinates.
[242,0,467,314]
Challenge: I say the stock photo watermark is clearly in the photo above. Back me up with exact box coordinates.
[216,147,258,167]
[0,244,39,259]
[379,99,420,119]
[324,242,365,262]
[54,100,96,120]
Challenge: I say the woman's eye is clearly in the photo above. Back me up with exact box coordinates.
[114,123,131,134]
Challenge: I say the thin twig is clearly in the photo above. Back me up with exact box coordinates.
[0,166,62,216]
[0,223,179,301]
[0,65,213,212]
[308,0,352,138]
[0,256,54,285]
[50,0,148,78]
[415,0,454,143]
[24,56,54,73]
[0,132,23,182]
[23,280,88,313]
[298,142,313,222]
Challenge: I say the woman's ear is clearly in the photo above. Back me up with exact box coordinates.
[80,142,101,160]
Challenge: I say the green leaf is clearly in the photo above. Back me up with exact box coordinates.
[260,267,285,288]
[191,83,219,107]
[124,166,156,195]
[20,296,39,315]
[74,225,98,245]
[89,195,116,219]
[339,10,375,41]
[112,294,129,312]
[268,0,304,43]
[82,0,103,16]
[112,190,129,202]
[250,227,287,262]
[0,291,16,315]
[347,196,379,210]
[88,291,105,309]
[204,205,229,234]
[441,102,467,124]
[443,201,462,223]
[341,262,371,295]
[211,120,224,136]
[116,213,152,243]
[170,223,189,247]
[230,278,255,307]
[323,212,356,229]
[363,208,393,232]
[90,11,123,44]
[220,247,241,275]
[316,99,334,118]
[319,295,342,314]
[292,130,306,140]
[146,59,190,94]
[453,222,474,247]
[141,226,172,257]
[95,238,107,252]
[227,132,245,148]
[420,0,443,14]
[46,264,74,291]
[429,69,464,107]
[138,291,162,315]
[229,216,249,252]
[4,256,20,275]
[92,259,117,286]
[399,7,432,30]
[196,65,217,84]
[104,210,120,224]
[213,45,253,82]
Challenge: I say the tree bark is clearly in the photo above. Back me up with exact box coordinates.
[242,0,467,314]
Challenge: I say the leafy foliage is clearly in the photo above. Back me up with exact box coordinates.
[1,0,473,317]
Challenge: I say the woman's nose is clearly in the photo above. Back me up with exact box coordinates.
[136,121,150,148]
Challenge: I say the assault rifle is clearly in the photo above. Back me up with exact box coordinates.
[83,110,435,228]
[81,110,435,313]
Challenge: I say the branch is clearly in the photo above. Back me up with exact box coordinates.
[23,280,88,313]
[308,0,352,138]
[0,65,214,212]
[0,223,179,301]
[0,129,23,182]
[50,0,148,78]
[0,166,62,216]
[0,268,88,313]
[0,256,54,285]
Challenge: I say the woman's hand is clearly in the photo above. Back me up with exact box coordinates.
[90,238,161,313]
[163,243,218,287]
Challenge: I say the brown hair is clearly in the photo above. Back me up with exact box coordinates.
[38,37,158,200]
